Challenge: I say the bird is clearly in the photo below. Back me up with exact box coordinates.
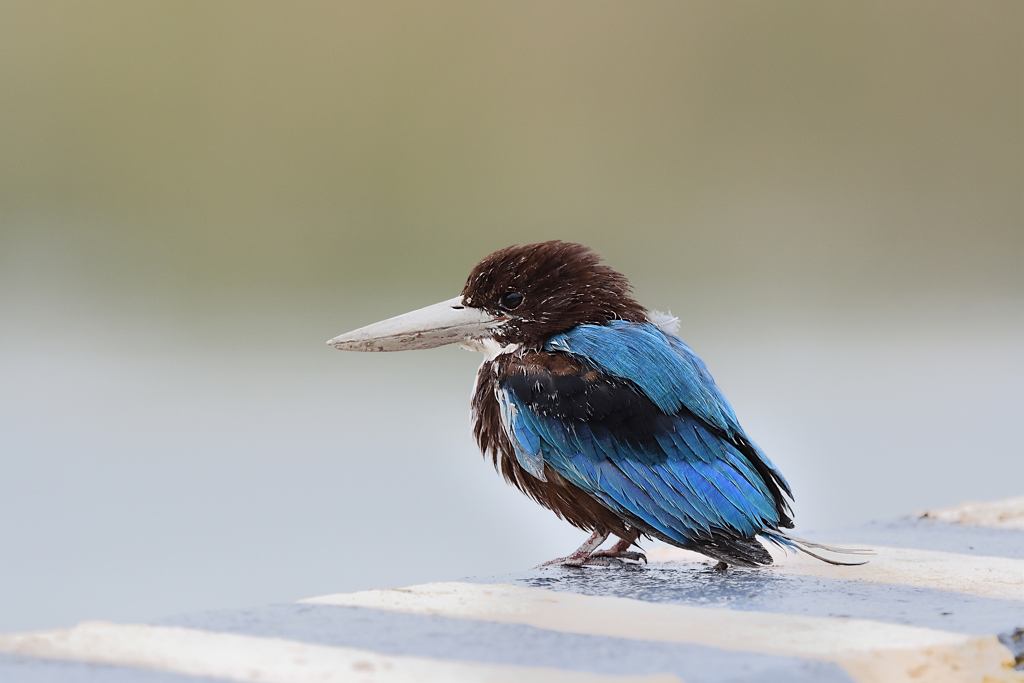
[328,241,866,568]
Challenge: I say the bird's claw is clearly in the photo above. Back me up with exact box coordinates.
[537,550,647,568]
[591,550,647,564]
[536,530,646,568]
[537,555,585,568]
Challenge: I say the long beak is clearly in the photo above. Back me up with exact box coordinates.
[327,296,502,352]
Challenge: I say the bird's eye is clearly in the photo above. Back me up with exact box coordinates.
[500,291,524,310]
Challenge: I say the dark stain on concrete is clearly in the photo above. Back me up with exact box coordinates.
[998,628,1024,670]
[468,560,1024,637]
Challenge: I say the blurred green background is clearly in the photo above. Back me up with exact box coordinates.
[3,1,1019,305]
[0,1,1021,633]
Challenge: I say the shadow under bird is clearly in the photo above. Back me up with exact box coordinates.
[329,242,865,568]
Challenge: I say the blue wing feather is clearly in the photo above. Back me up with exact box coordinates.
[546,321,791,493]
[592,459,692,544]
[498,324,792,549]
[495,386,546,480]
[501,384,781,546]
[614,459,713,537]
[545,321,741,436]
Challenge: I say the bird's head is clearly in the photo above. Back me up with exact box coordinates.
[328,241,647,356]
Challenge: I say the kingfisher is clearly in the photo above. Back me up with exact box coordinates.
[328,241,864,568]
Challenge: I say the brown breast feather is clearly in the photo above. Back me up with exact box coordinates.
[471,353,633,538]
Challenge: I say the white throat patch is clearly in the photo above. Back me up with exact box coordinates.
[458,338,521,361]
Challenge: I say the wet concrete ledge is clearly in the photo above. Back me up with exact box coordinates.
[1,497,1022,683]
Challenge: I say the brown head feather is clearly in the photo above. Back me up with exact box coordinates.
[461,241,647,348]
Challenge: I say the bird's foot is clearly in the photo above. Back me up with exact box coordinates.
[590,549,647,564]
[538,551,646,567]
[537,531,647,567]
[713,561,729,571]
[537,529,610,567]
[588,535,646,564]
[538,554,588,567]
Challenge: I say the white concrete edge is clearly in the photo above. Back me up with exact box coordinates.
[302,582,1024,683]
[644,544,1024,602]
[0,621,681,683]
[300,581,972,658]
[920,496,1024,531]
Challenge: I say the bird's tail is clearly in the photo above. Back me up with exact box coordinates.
[760,530,873,566]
